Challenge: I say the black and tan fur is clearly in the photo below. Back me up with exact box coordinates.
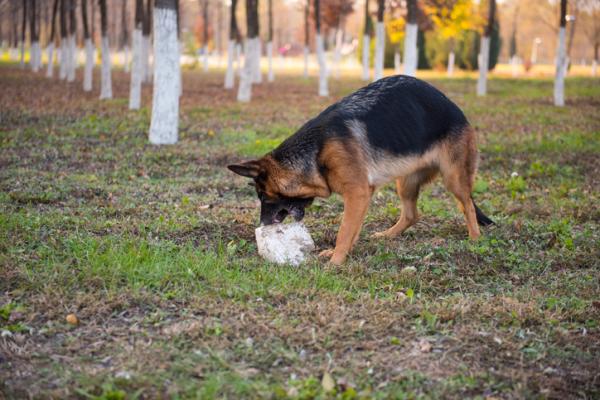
[229,75,493,265]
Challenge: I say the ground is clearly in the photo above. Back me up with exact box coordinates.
[0,63,599,399]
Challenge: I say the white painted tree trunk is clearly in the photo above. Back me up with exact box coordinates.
[447,51,455,77]
[142,35,150,83]
[46,43,55,78]
[123,45,130,72]
[59,42,67,80]
[394,51,401,74]
[592,60,598,77]
[100,36,113,99]
[129,29,143,108]
[303,45,309,78]
[316,33,328,97]
[84,38,94,91]
[361,34,370,80]
[10,47,18,60]
[553,27,566,106]
[237,37,256,102]
[178,40,182,97]
[224,39,235,89]
[374,22,385,81]
[403,23,418,76]
[67,35,76,82]
[510,55,519,77]
[477,36,490,96]
[252,39,262,84]
[31,41,40,72]
[267,41,274,82]
[235,42,242,77]
[149,7,179,144]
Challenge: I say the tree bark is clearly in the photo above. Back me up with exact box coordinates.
[29,0,40,72]
[142,0,153,83]
[99,0,112,99]
[130,0,145,107]
[224,0,238,88]
[303,0,309,78]
[477,0,496,96]
[361,0,370,81]
[373,0,384,81]
[267,0,274,82]
[82,0,94,90]
[200,0,209,72]
[315,0,328,96]
[46,0,59,77]
[149,0,180,144]
[20,0,27,68]
[66,0,76,82]
[403,0,418,76]
[554,0,567,106]
[59,0,67,79]
[237,0,259,101]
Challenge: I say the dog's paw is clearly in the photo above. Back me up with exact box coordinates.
[372,229,397,239]
[318,248,335,259]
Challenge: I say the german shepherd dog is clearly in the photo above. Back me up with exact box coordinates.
[228,75,493,265]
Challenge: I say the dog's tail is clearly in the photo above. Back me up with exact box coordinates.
[472,197,494,226]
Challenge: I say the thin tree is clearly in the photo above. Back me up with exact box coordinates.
[82,0,94,91]
[149,0,180,144]
[373,0,384,80]
[315,0,328,96]
[99,0,112,99]
[20,0,26,68]
[237,0,259,102]
[200,0,209,71]
[554,0,567,106]
[142,0,152,82]
[46,0,59,77]
[403,0,418,76]
[476,0,496,96]
[361,0,372,81]
[303,0,309,78]
[251,0,262,84]
[581,0,599,76]
[10,1,19,60]
[224,0,238,88]
[66,0,76,82]
[29,0,40,72]
[59,0,67,79]
[266,0,274,82]
[130,0,144,108]
[121,0,130,72]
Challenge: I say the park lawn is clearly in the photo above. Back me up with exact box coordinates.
[0,63,599,399]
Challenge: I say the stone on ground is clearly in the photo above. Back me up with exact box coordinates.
[255,222,315,266]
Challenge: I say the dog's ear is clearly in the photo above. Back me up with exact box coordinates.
[227,161,262,178]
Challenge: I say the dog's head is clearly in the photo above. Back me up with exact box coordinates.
[228,157,315,225]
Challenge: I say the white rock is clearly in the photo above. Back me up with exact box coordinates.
[255,222,315,266]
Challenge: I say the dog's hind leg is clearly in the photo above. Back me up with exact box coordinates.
[440,128,481,239]
[374,169,437,239]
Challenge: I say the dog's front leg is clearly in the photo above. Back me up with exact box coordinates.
[329,188,371,265]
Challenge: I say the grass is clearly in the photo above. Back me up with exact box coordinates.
[0,64,599,399]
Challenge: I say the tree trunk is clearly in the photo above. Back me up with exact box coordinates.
[46,0,59,77]
[99,0,112,99]
[142,0,153,83]
[267,0,274,82]
[29,0,40,72]
[553,0,567,106]
[20,0,27,68]
[130,0,145,108]
[394,50,401,74]
[373,0,384,80]
[67,0,76,82]
[361,0,370,81]
[82,0,94,91]
[59,0,67,79]
[224,0,238,88]
[200,0,209,72]
[315,0,328,96]
[447,39,454,77]
[477,0,495,96]
[121,0,130,72]
[593,43,598,77]
[237,0,259,102]
[149,0,180,144]
[403,0,417,76]
[303,0,309,78]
